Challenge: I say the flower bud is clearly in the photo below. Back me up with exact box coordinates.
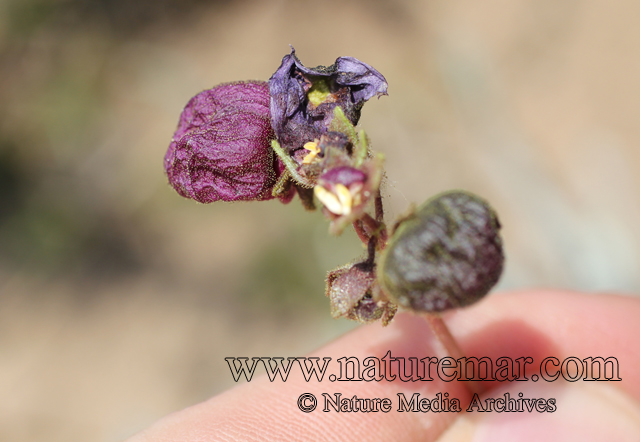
[314,155,383,235]
[315,166,367,216]
[378,191,504,312]
[165,81,283,203]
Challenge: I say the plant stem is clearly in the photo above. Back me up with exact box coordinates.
[423,313,485,396]
[374,192,384,222]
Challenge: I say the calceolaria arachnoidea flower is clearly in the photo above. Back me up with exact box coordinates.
[165,81,285,203]
[269,47,388,153]
[164,48,504,330]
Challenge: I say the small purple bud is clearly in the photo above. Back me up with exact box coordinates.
[314,166,366,218]
[165,81,283,203]
[313,156,383,235]
[378,191,504,313]
[319,166,367,188]
[269,48,388,152]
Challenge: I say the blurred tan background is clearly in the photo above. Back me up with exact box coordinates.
[0,0,639,440]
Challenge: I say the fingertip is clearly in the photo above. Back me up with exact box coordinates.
[439,382,640,442]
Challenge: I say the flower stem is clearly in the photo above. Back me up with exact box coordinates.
[423,313,486,396]
[353,219,370,244]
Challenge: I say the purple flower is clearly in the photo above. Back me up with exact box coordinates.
[165,81,283,203]
[269,48,388,152]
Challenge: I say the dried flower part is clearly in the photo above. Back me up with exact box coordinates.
[326,262,397,326]
[269,48,388,152]
[378,191,504,312]
[165,81,282,203]
[350,296,397,327]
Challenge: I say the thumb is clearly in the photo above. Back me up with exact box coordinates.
[439,381,640,441]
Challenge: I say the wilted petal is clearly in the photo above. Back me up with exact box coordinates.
[269,48,388,152]
[332,57,389,104]
[165,81,281,202]
[172,81,273,141]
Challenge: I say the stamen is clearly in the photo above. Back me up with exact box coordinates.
[350,183,363,207]
[335,184,353,215]
[302,140,321,164]
[315,185,345,215]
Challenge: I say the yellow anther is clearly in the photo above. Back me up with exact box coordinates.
[302,140,320,164]
[303,141,320,153]
[334,184,353,215]
[314,185,344,215]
